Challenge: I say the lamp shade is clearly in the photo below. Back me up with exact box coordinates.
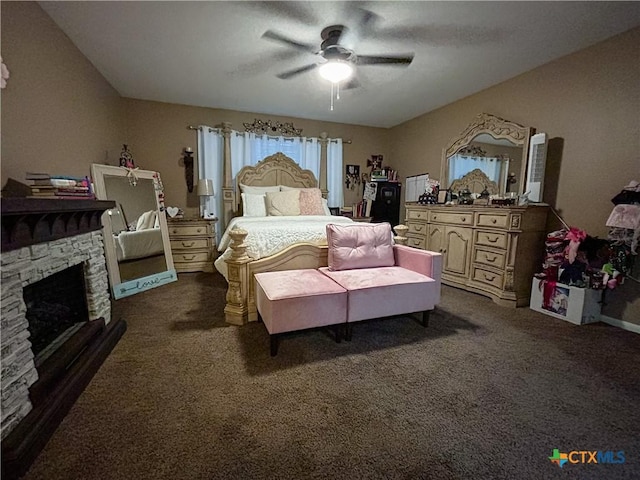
[196,179,214,196]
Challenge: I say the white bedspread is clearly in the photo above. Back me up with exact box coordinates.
[114,228,164,262]
[215,215,354,280]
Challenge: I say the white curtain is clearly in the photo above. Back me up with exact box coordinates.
[229,131,342,207]
[327,139,344,208]
[197,127,223,244]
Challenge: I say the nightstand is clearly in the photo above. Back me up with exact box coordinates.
[167,217,217,273]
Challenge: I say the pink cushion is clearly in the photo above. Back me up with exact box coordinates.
[319,266,438,323]
[254,269,347,334]
[326,222,394,271]
[299,188,325,215]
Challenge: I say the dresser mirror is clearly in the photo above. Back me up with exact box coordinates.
[441,113,534,196]
[91,164,177,299]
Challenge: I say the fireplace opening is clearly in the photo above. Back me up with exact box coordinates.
[24,263,89,367]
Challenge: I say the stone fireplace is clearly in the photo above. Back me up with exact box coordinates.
[1,198,126,478]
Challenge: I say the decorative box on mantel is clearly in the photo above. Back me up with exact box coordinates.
[1,198,127,479]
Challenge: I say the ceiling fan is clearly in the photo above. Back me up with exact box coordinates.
[262,23,414,89]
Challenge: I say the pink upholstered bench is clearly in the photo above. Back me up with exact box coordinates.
[254,269,348,356]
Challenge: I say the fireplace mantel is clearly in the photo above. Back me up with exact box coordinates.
[1,198,115,252]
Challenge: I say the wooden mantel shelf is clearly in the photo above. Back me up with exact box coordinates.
[1,197,115,252]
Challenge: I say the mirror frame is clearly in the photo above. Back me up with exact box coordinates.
[440,113,534,195]
[91,164,177,299]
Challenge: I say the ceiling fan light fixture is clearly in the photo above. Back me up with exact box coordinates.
[318,61,353,83]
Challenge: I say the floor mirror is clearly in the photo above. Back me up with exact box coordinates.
[91,164,177,299]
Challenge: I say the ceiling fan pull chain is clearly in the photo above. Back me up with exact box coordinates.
[330,83,334,111]
[336,82,341,100]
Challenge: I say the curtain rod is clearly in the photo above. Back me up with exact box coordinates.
[187,125,351,144]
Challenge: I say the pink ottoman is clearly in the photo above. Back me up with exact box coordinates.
[254,269,348,356]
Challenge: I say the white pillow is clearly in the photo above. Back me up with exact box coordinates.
[240,183,280,195]
[136,210,157,230]
[265,190,300,216]
[322,198,332,216]
[241,193,267,217]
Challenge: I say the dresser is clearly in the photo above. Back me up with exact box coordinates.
[167,218,217,273]
[405,203,548,307]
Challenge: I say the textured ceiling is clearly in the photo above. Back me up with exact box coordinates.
[40,1,640,128]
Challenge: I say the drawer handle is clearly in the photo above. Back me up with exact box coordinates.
[181,241,195,247]
[461,217,466,222]
[182,255,196,261]
[433,215,437,220]
[491,218,497,224]
[197,228,203,233]
[485,255,498,263]
[172,229,178,234]
[415,225,423,231]
[483,273,496,281]
[487,236,499,243]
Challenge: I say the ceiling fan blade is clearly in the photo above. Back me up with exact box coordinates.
[276,63,318,80]
[375,25,506,47]
[262,30,317,53]
[249,1,318,25]
[356,54,414,66]
[339,7,379,48]
[342,76,361,90]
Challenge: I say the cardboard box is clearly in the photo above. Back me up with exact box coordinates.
[530,278,602,325]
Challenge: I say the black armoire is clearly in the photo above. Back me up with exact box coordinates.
[369,181,402,226]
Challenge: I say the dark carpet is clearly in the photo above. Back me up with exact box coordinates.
[23,272,640,480]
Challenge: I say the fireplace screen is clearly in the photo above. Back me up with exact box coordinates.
[23,263,90,365]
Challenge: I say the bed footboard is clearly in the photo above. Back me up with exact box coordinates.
[224,228,329,325]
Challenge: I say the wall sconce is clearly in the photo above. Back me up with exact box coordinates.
[183,147,194,192]
[197,178,215,218]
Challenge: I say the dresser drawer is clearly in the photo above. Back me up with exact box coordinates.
[169,224,211,237]
[407,221,427,235]
[406,209,429,221]
[406,235,426,249]
[472,266,504,289]
[429,211,472,225]
[170,238,210,250]
[475,230,508,249]
[172,251,211,263]
[473,247,506,269]
[476,213,509,228]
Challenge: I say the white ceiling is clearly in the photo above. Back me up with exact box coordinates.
[40,1,640,128]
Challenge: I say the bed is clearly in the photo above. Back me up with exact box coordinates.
[114,228,164,262]
[217,151,353,325]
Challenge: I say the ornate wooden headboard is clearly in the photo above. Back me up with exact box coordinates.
[449,168,499,195]
[230,152,326,218]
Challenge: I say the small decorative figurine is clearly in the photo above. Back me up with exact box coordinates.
[119,144,135,168]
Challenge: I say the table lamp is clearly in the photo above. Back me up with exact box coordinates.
[197,178,214,218]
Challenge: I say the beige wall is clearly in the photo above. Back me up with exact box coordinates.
[1,2,125,183]
[123,99,389,216]
[390,27,640,238]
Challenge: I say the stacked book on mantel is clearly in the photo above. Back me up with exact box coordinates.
[26,172,95,200]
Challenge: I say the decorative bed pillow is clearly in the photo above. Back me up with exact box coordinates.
[240,183,280,195]
[241,192,267,217]
[299,188,325,215]
[265,190,300,216]
[326,222,395,271]
[136,210,157,230]
[321,198,332,216]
